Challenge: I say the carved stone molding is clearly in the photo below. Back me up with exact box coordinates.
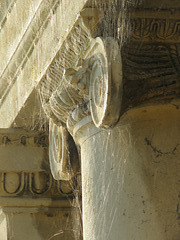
[130,10,180,43]
[0,130,48,147]
[0,129,79,208]
[131,18,180,42]
[122,10,180,111]
[0,171,75,198]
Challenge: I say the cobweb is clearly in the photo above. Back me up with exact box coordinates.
[35,1,140,240]
[7,0,142,239]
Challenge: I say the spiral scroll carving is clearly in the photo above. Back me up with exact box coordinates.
[89,38,122,128]
[49,118,79,180]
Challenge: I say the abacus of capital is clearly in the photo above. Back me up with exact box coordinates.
[0,0,180,239]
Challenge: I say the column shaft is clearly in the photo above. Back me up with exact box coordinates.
[76,104,180,240]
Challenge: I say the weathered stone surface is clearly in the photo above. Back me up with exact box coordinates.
[76,104,180,240]
[0,129,82,239]
[1,0,180,239]
[0,0,89,128]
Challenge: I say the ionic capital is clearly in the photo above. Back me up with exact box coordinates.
[39,18,123,180]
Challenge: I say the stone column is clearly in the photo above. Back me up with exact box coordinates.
[73,104,180,240]
[39,11,180,240]
[0,129,81,240]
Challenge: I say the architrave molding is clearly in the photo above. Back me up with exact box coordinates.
[0,128,78,209]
